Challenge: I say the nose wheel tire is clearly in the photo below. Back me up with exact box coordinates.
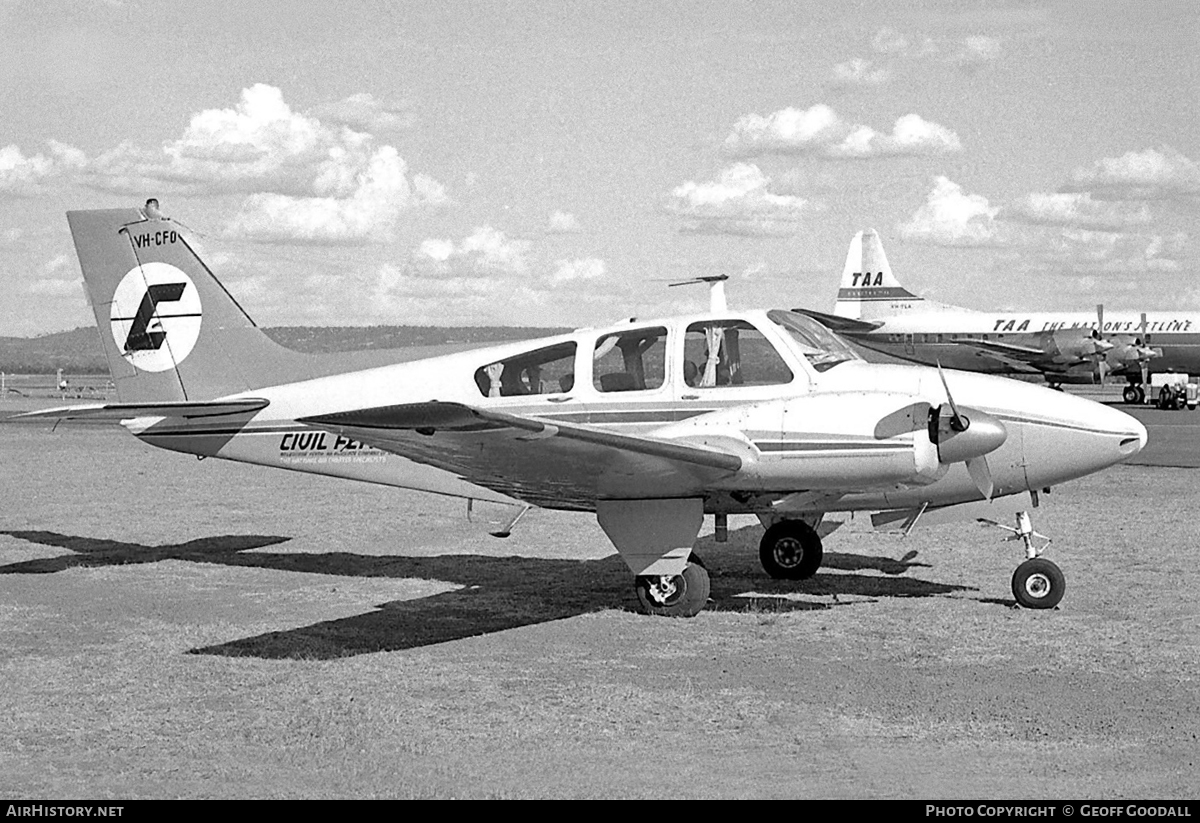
[634,560,710,617]
[1011,557,1066,609]
[759,520,824,580]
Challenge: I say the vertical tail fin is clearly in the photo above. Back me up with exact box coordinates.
[832,229,923,320]
[68,206,313,402]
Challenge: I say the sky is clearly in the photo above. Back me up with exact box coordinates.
[1,0,1197,337]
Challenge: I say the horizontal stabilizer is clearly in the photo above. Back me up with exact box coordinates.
[10,398,270,421]
[791,307,884,334]
[302,401,744,473]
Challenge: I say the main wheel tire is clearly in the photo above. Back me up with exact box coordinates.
[1123,385,1140,404]
[1011,557,1066,609]
[759,521,824,580]
[1135,386,1146,405]
[634,561,710,617]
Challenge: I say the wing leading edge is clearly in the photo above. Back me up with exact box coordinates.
[300,401,743,509]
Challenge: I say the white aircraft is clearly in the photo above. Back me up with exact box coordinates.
[798,230,1199,405]
[14,204,1148,617]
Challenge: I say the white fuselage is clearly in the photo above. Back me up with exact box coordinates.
[125,309,1147,517]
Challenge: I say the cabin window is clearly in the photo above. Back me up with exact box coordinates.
[593,327,668,392]
[475,342,578,397]
[683,320,793,388]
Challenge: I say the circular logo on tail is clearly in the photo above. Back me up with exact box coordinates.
[109,263,202,372]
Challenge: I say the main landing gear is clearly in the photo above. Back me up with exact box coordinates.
[634,554,710,618]
[981,511,1066,609]
[758,519,824,579]
[1123,384,1145,405]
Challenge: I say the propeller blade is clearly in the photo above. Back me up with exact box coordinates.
[966,457,995,500]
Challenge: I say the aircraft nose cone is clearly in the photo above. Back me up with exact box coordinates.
[1020,388,1147,488]
[1123,415,1148,457]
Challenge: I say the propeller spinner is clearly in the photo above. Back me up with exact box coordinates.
[933,364,1008,499]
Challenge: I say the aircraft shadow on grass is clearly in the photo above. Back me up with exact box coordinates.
[1,528,976,659]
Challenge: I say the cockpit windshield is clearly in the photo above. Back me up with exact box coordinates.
[767,309,862,372]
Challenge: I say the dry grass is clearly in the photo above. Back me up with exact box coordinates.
[2,415,1198,798]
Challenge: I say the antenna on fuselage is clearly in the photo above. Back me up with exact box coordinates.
[668,274,729,312]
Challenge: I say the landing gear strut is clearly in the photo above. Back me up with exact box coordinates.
[759,520,824,580]
[633,555,710,617]
[981,511,1066,609]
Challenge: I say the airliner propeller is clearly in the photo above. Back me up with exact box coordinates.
[1090,304,1114,383]
[1099,310,1161,385]
[932,364,1008,500]
[1129,312,1160,386]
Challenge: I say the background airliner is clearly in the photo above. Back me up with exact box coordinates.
[798,230,1200,404]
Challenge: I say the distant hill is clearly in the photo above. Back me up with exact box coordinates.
[0,325,567,375]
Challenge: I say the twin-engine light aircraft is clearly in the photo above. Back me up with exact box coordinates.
[798,230,1199,404]
[17,205,1148,618]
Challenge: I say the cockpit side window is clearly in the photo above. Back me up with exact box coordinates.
[593,327,668,392]
[475,342,578,397]
[682,320,793,388]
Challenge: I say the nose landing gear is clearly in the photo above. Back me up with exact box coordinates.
[980,511,1066,609]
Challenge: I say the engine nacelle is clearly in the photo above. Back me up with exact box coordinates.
[655,391,949,491]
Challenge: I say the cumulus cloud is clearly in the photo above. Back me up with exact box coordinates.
[0,142,85,194]
[898,176,1006,247]
[869,27,1001,71]
[226,147,445,244]
[310,92,413,133]
[871,27,909,55]
[1000,192,1151,231]
[1063,146,1200,201]
[364,230,614,323]
[952,36,1003,72]
[1039,229,1188,275]
[830,58,890,88]
[413,226,531,276]
[668,163,814,236]
[723,105,961,159]
[829,114,962,159]
[552,257,605,283]
[59,84,448,244]
[25,253,80,297]
[547,210,581,234]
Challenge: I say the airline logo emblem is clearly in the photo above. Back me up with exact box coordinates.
[109,263,201,372]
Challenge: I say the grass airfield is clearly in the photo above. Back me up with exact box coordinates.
[1,391,1198,799]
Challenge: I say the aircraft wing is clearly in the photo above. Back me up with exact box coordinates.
[791,308,884,335]
[9,398,271,421]
[950,339,1057,374]
[301,401,743,509]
